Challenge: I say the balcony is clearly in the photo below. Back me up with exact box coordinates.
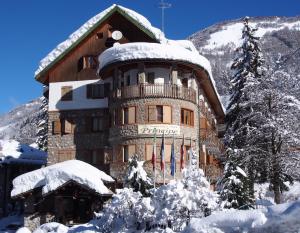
[110,84,197,103]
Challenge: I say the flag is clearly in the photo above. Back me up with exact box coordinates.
[180,136,184,171]
[151,130,157,171]
[170,137,176,176]
[160,133,165,171]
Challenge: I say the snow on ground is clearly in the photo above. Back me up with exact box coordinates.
[35,4,165,76]
[185,200,300,233]
[11,160,114,197]
[203,20,300,50]
[33,222,68,233]
[0,140,47,164]
[255,181,300,206]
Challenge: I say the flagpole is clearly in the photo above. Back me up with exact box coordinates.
[154,128,157,189]
[163,132,165,185]
[173,133,176,180]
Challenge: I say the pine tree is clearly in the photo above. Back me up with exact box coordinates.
[124,155,153,197]
[219,150,254,209]
[36,96,48,151]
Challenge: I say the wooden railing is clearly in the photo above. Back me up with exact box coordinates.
[110,84,197,103]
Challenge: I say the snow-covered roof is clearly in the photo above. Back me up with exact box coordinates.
[11,160,114,197]
[0,140,47,165]
[34,4,165,78]
[99,42,225,114]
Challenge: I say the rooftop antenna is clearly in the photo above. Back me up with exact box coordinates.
[158,0,171,33]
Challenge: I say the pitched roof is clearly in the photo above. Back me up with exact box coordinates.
[11,160,114,198]
[34,4,165,79]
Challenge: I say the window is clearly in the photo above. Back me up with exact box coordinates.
[87,83,110,99]
[182,78,188,88]
[123,145,135,162]
[52,119,74,134]
[92,149,105,165]
[92,117,104,132]
[123,145,129,162]
[114,107,136,125]
[61,86,72,101]
[157,106,163,122]
[181,109,194,126]
[148,105,172,123]
[96,32,104,39]
[78,56,97,72]
[147,72,155,84]
[126,75,131,86]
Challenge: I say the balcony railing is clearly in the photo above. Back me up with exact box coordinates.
[110,84,197,103]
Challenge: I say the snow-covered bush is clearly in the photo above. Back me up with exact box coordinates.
[94,188,154,232]
[94,155,218,232]
[124,155,153,197]
[153,167,219,228]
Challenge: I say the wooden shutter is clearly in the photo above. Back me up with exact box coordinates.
[64,120,72,134]
[146,144,154,161]
[53,120,61,134]
[128,145,136,158]
[128,107,136,124]
[190,111,194,126]
[200,117,206,129]
[148,106,157,123]
[163,106,172,123]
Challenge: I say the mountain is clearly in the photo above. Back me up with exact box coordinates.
[189,16,300,104]
[0,98,42,144]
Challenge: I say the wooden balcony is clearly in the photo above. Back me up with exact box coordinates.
[110,84,197,103]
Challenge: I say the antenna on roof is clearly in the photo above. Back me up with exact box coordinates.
[158,0,171,33]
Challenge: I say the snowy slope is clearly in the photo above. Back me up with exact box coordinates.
[189,16,300,100]
[0,98,42,144]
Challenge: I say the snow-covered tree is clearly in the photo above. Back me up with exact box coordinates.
[124,155,153,197]
[225,16,266,195]
[35,96,48,151]
[256,82,298,203]
[218,151,254,209]
[225,17,299,204]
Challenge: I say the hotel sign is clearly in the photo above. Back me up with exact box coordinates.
[138,124,180,136]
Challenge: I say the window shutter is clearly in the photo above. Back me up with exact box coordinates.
[128,107,136,124]
[163,106,172,123]
[53,120,61,134]
[128,145,136,158]
[148,106,157,123]
[146,144,153,161]
[64,119,72,134]
[200,117,206,129]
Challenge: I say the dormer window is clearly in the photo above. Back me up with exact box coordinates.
[78,56,98,72]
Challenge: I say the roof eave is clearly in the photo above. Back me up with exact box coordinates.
[35,5,160,83]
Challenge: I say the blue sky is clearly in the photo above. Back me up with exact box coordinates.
[0,0,299,115]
